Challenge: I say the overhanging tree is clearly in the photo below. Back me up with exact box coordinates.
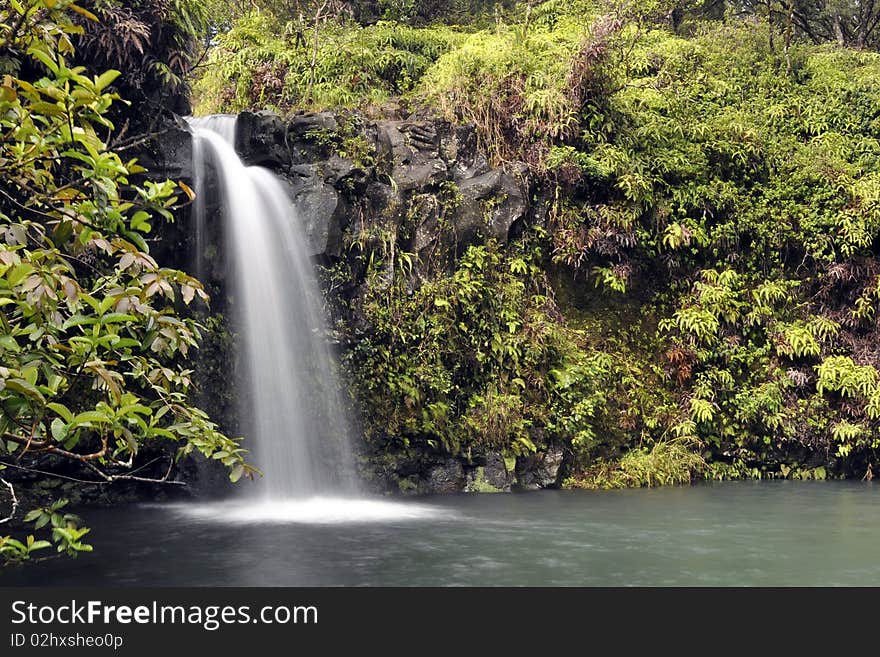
[0,0,253,563]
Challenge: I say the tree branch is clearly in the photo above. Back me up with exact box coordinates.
[0,477,19,525]
[0,460,107,485]
[0,457,186,487]
[0,186,110,237]
[3,432,107,462]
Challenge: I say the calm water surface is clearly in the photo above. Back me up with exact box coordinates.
[2,481,878,586]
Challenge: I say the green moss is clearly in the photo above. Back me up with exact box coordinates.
[466,467,503,493]
[397,477,419,494]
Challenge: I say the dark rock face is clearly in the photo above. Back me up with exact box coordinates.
[515,446,565,491]
[364,448,561,495]
[456,169,527,246]
[287,165,349,257]
[236,110,292,167]
[154,108,545,496]
[376,121,448,191]
[464,452,516,493]
[138,117,193,181]
[162,109,530,264]
[233,110,528,257]
[424,459,466,494]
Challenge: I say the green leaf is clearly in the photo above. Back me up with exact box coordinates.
[3,538,26,552]
[63,315,97,330]
[69,4,100,22]
[23,510,42,523]
[6,263,34,287]
[4,378,45,403]
[130,211,151,232]
[27,540,52,552]
[47,402,74,423]
[70,411,109,426]
[51,418,68,441]
[94,70,121,91]
[99,313,137,324]
[27,48,59,75]
[0,335,19,352]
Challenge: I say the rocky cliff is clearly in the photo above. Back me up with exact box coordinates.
[148,109,566,495]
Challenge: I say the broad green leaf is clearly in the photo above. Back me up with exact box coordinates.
[70,411,109,426]
[46,403,73,423]
[23,510,42,523]
[0,335,19,352]
[28,540,52,552]
[50,418,68,441]
[99,313,137,324]
[3,378,45,403]
[94,70,121,92]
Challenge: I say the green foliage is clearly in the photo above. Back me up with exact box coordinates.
[348,235,565,456]
[564,438,706,489]
[0,1,250,563]
[420,8,614,166]
[193,12,464,114]
[192,2,880,485]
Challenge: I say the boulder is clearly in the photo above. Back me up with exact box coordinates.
[236,110,291,167]
[516,445,565,490]
[454,169,527,246]
[376,121,449,192]
[421,458,466,494]
[287,164,347,257]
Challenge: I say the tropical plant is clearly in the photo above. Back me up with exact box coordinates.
[0,0,251,563]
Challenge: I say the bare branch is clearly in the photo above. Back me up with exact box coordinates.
[0,477,19,525]
[0,460,107,485]
[0,458,186,488]
[3,432,108,462]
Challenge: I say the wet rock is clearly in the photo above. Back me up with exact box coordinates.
[455,169,527,246]
[422,458,466,494]
[376,121,449,192]
[464,452,515,493]
[286,112,341,164]
[288,111,339,139]
[516,445,565,490]
[411,195,442,256]
[399,121,439,154]
[137,118,193,181]
[287,164,347,257]
[236,110,290,167]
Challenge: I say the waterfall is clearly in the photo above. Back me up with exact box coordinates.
[188,115,356,500]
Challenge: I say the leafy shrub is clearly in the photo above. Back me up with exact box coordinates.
[564,438,706,489]
[0,0,248,562]
[192,13,464,114]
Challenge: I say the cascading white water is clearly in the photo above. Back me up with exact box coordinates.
[188,115,356,500]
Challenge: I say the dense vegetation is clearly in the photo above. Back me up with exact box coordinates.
[6,0,880,564]
[0,1,248,563]
[192,0,880,487]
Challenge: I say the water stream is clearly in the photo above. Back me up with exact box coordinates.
[188,116,356,502]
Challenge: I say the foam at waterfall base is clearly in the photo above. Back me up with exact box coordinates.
[166,497,454,525]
